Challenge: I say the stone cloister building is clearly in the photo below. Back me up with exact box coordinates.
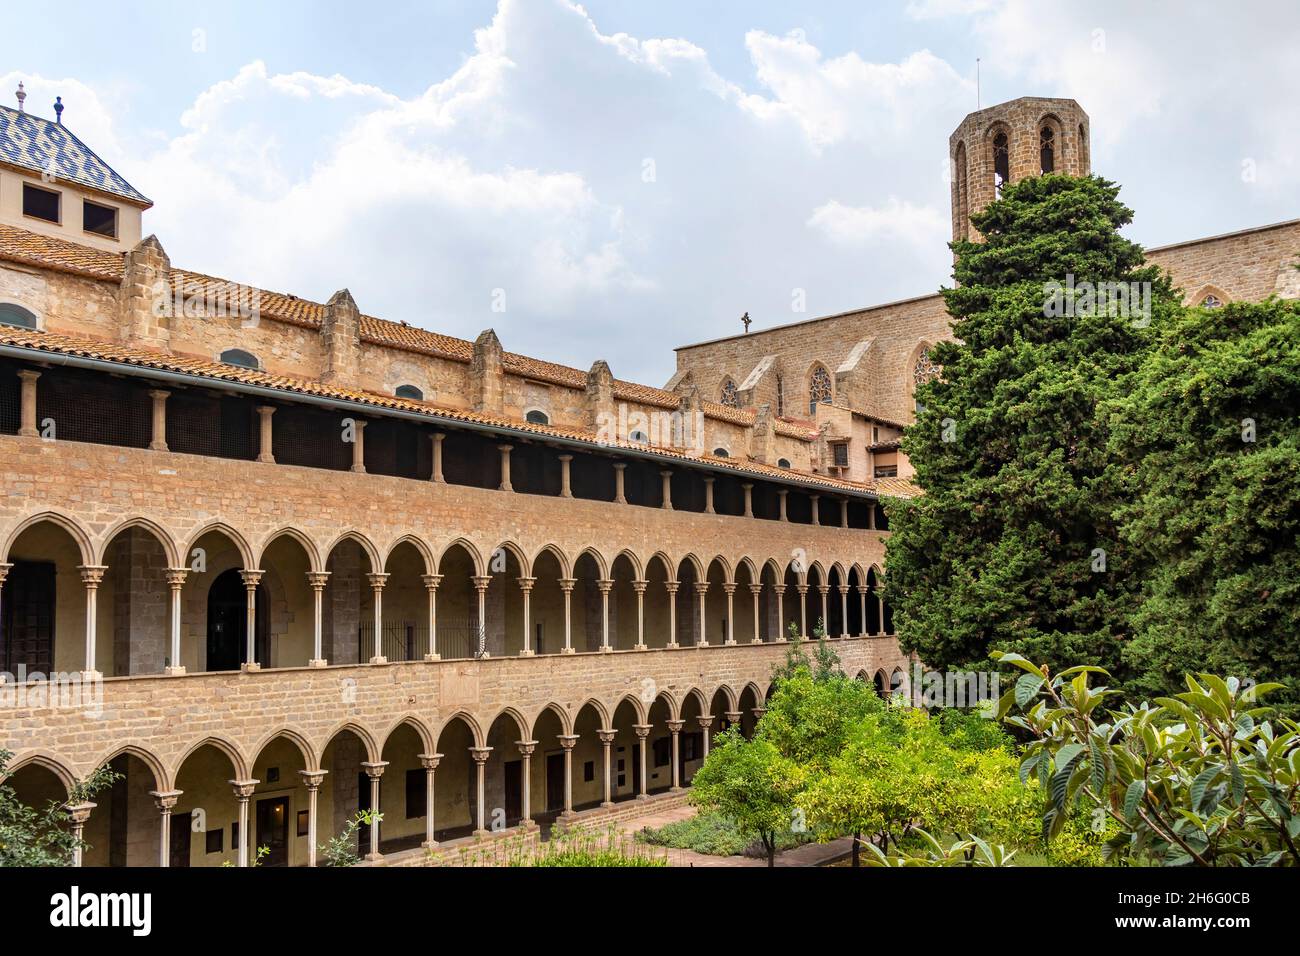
[2,90,1295,867]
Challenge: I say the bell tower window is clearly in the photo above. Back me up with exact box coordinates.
[992,131,1010,193]
[1039,125,1055,173]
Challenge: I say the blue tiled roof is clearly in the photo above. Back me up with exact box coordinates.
[0,104,151,206]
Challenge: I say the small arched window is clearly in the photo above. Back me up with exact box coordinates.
[808,365,832,415]
[1039,125,1055,173]
[219,348,259,370]
[1201,294,1223,309]
[395,384,424,401]
[719,378,739,408]
[992,130,1010,193]
[914,347,941,414]
[713,447,729,459]
[629,429,649,444]
[954,142,969,240]
[0,303,38,329]
[777,458,791,469]
[525,409,550,425]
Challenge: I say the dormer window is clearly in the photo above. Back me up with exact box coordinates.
[777,458,791,469]
[713,447,729,458]
[0,303,38,329]
[628,430,649,444]
[22,183,60,224]
[525,409,550,425]
[1201,294,1223,309]
[83,200,118,239]
[219,348,260,370]
[395,384,424,400]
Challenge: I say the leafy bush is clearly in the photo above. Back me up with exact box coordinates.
[0,749,120,867]
[638,810,816,858]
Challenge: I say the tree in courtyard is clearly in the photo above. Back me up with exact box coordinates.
[0,749,120,867]
[688,729,803,867]
[886,174,1180,679]
[1106,296,1300,707]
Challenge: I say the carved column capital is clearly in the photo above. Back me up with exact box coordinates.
[65,801,95,825]
[165,568,189,588]
[558,734,578,751]
[421,573,443,591]
[558,577,576,593]
[471,575,493,592]
[468,747,492,765]
[748,583,763,595]
[77,565,108,587]
[631,579,648,594]
[298,769,327,790]
[696,715,715,731]
[632,724,651,739]
[665,719,684,733]
[596,578,614,594]
[238,569,264,589]
[360,760,389,780]
[366,572,390,591]
[305,570,330,590]
[516,576,536,592]
[515,740,538,757]
[229,779,259,800]
[596,729,617,745]
[418,752,443,771]
[150,789,183,812]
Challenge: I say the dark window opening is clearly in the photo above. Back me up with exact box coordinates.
[832,443,849,467]
[406,769,427,818]
[993,131,1010,192]
[439,428,501,490]
[583,761,595,783]
[1039,125,1055,173]
[272,404,354,471]
[205,828,224,854]
[83,200,118,238]
[0,303,38,329]
[364,417,429,480]
[219,348,259,370]
[874,464,898,478]
[395,384,423,401]
[510,442,561,496]
[35,364,151,448]
[712,447,729,458]
[777,458,791,469]
[22,183,60,223]
[525,409,549,425]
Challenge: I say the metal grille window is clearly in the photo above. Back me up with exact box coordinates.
[272,405,353,471]
[832,443,849,467]
[0,362,21,434]
[166,390,258,461]
[364,417,428,480]
[35,365,151,448]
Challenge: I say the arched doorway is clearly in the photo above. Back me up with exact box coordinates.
[206,568,267,671]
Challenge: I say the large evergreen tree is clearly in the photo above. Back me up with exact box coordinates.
[885,174,1179,676]
[1107,295,1300,704]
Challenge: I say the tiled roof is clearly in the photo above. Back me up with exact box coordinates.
[0,224,727,420]
[0,323,916,498]
[0,105,151,206]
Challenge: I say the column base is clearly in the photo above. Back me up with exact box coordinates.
[601,646,613,654]
[667,642,680,649]
[472,828,490,839]
[635,793,649,801]
[724,639,737,646]
[368,655,388,665]
[240,662,261,672]
[256,454,275,464]
[669,786,684,793]
[634,644,648,652]
[163,665,187,676]
[561,647,576,655]
[421,840,440,850]
[423,653,441,662]
[518,649,536,657]
[364,852,384,862]
[558,809,577,821]
[521,818,537,829]
[307,658,328,668]
[600,801,615,809]
[80,669,103,681]
[696,641,709,648]
[750,638,763,645]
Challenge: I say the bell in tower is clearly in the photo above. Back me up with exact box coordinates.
[948,96,1090,243]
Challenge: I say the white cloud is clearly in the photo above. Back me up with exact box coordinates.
[807,198,949,249]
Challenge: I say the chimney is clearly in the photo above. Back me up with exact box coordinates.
[470,329,505,415]
[15,82,25,113]
[320,289,361,383]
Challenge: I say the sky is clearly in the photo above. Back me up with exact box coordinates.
[2,0,1298,386]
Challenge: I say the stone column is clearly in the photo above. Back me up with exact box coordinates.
[306,571,329,666]
[660,470,673,510]
[796,583,809,639]
[147,389,170,451]
[694,582,709,646]
[360,761,387,860]
[430,432,445,482]
[666,720,683,791]
[857,585,868,638]
[164,568,188,674]
[367,572,389,664]
[17,369,40,437]
[810,494,821,526]
[350,418,366,473]
[516,741,537,827]
[665,581,679,648]
[469,748,491,836]
[422,574,442,660]
[722,583,736,645]
[597,578,613,651]
[840,498,849,528]
[697,715,715,757]
[558,455,573,498]
[255,405,275,463]
[632,580,647,650]
[299,770,327,866]
[78,565,107,678]
[0,565,10,638]
[497,444,513,491]
[774,584,786,641]
[230,780,257,867]
[819,584,830,634]
[749,582,763,644]
[633,725,651,799]
[838,584,850,639]
[777,488,788,521]
[150,790,182,866]
[742,483,753,517]
[867,502,876,531]
[239,569,263,671]
[597,729,616,807]
[703,476,715,514]
[471,576,491,656]
[66,802,95,867]
[418,754,441,848]
[753,706,767,723]
[612,462,626,504]
[558,735,578,816]
[517,576,535,655]
[558,578,575,653]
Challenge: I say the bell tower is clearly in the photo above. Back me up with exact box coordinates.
[949,96,1090,242]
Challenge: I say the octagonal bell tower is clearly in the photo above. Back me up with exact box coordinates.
[949,96,1090,242]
